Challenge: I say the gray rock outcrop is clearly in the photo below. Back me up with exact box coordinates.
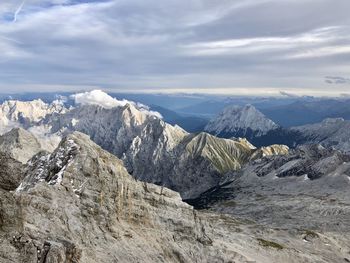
[0,128,42,163]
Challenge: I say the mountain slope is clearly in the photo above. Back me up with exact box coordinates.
[0,128,42,163]
[292,118,350,153]
[186,144,350,262]
[0,152,25,191]
[150,105,208,132]
[2,132,237,262]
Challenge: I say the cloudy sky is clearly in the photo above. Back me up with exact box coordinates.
[0,0,349,96]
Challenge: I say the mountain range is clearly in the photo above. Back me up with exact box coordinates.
[0,90,349,262]
[205,103,350,152]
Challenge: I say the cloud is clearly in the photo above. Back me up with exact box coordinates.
[183,27,335,56]
[325,76,350,84]
[13,0,26,22]
[71,90,162,118]
[279,91,300,98]
[0,0,349,96]
[72,89,131,108]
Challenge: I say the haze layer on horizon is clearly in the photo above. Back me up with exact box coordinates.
[0,0,349,96]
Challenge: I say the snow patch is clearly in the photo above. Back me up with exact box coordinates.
[71,118,79,127]
[15,183,25,193]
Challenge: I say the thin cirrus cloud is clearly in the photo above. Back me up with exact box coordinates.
[183,26,349,59]
[0,0,349,95]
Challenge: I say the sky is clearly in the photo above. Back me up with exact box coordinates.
[0,0,349,96]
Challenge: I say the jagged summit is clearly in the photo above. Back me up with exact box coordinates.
[1,94,349,262]
[205,104,279,138]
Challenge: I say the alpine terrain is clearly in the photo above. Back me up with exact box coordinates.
[0,90,349,263]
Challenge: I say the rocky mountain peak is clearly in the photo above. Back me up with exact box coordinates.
[120,103,149,126]
[205,104,279,138]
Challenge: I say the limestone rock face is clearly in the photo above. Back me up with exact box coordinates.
[0,128,42,163]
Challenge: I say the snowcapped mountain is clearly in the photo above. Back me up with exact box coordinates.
[205,104,279,139]
[292,118,350,153]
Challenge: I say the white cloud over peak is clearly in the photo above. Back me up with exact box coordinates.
[71,90,162,118]
[72,89,130,108]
